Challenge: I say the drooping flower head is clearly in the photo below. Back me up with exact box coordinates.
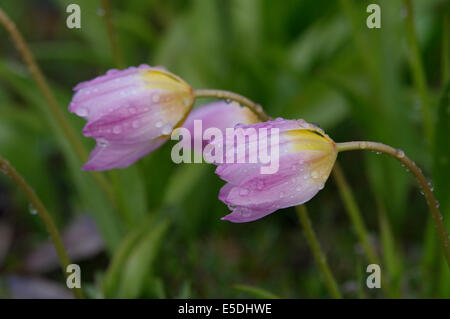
[69,64,194,170]
[181,100,259,151]
[213,118,337,222]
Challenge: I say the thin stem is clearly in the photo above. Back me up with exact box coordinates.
[336,141,450,267]
[194,89,270,121]
[332,164,379,264]
[0,156,83,299]
[442,13,449,85]
[295,205,342,299]
[333,164,396,297]
[0,8,116,207]
[404,0,433,143]
[100,0,124,69]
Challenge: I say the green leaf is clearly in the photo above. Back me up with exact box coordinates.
[434,81,450,297]
[232,284,280,299]
[102,214,156,298]
[117,218,169,298]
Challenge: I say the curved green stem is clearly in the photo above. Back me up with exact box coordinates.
[194,89,270,121]
[100,0,124,68]
[337,141,450,267]
[0,8,116,207]
[296,205,342,299]
[0,156,83,299]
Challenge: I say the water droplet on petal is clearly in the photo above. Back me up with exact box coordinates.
[242,209,251,218]
[311,170,319,179]
[113,126,122,134]
[162,124,173,135]
[76,108,89,117]
[256,180,264,190]
[183,97,191,106]
[132,120,140,128]
[152,94,160,103]
[239,188,249,196]
[98,139,108,147]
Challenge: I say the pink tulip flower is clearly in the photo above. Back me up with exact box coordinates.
[213,118,337,222]
[69,65,194,170]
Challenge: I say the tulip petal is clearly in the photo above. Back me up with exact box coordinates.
[82,138,166,171]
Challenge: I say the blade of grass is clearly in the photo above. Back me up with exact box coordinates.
[232,284,280,299]
[0,155,83,299]
[100,0,124,69]
[295,205,342,299]
[0,8,117,208]
[404,0,433,143]
[332,163,396,298]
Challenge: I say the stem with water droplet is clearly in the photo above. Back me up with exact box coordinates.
[194,89,270,121]
[336,141,450,267]
[0,155,83,299]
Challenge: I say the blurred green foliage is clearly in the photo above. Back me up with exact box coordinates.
[0,0,449,298]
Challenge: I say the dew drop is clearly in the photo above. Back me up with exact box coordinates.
[132,120,140,128]
[113,126,122,134]
[152,94,160,103]
[242,209,252,218]
[279,192,285,198]
[129,107,136,114]
[155,121,164,128]
[183,97,191,106]
[311,170,319,179]
[256,180,265,190]
[239,188,249,196]
[98,139,108,147]
[359,142,367,149]
[162,124,173,135]
[396,149,405,158]
[76,108,89,117]
[29,203,37,215]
